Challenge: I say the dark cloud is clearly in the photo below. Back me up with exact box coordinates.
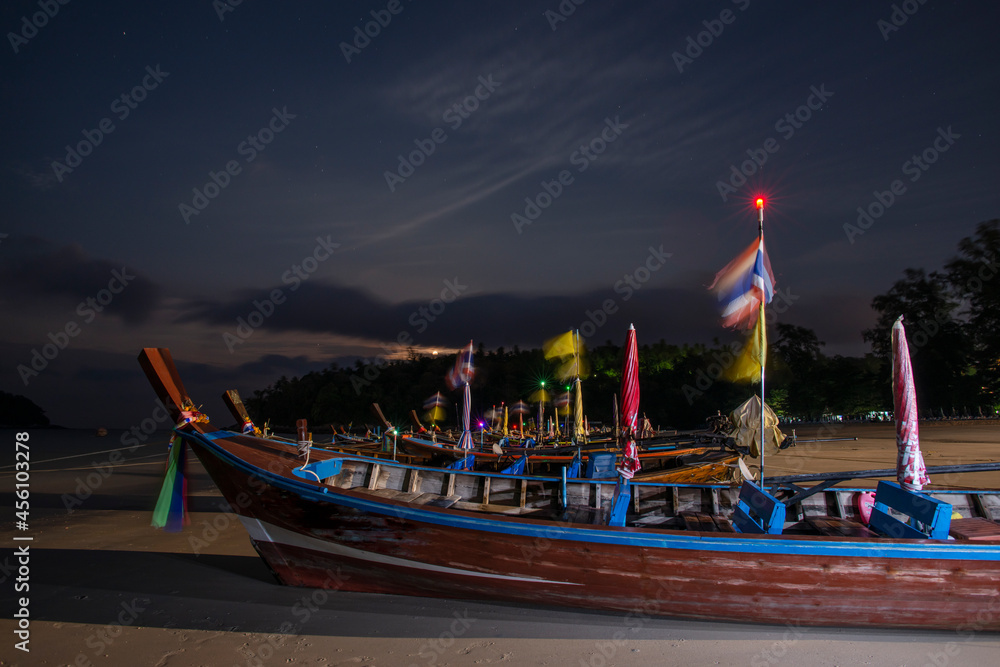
[0,342,327,428]
[174,277,869,355]
[0,237,162,325]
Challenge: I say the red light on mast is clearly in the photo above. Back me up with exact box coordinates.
[756,197,764,209]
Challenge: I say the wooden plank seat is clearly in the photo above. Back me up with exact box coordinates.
[797,516,879,538]
[679,511,734,533]
[629,514,678,528]
[412,493,462,508]
[451,500,527,515]
[367,488,423,502]
[948,517,1000,541]
[869,481,952,540]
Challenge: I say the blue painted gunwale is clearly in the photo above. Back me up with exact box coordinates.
[182,429,1000,563]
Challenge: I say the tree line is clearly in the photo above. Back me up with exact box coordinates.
[239,219,997,429]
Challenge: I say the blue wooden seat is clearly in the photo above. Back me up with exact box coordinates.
[445,454,475,471]
[586,452,617,479]
[292,457,343,482]
[500,453,527,475]
[869,480,952,540]
[608,479,631,527]
[732,481,785,534]
[566,451,582,479]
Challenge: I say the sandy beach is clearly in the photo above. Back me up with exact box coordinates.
[2,423,999,667]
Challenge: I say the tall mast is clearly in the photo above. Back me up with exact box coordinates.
[757,197,766,482]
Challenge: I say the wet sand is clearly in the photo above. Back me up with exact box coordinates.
[1,424,998,666]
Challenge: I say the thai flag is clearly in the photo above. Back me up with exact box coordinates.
[446,340,475,389]
[423,391,447,409]
[710,236,775,330]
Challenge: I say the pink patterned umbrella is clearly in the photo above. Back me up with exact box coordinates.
[617,324,641,479]
[893,316,929,490]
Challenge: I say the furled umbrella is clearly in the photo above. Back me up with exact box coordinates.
[893,316,929,490]
[555,391,571,417]
[446,341,476,450]
[531,384,550,442]
[617,324,641,479]
[511,400,529,437]
[573,378,585,444]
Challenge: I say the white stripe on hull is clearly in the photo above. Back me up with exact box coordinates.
[238,515,581,586]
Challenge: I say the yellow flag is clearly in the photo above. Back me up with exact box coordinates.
[727,304,766,383]
[545,330,589,380]
[543,331,576,359]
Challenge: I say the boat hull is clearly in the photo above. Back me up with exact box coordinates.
[184,428,1000,631]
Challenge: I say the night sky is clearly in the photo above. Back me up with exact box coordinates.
[2,1,998,428]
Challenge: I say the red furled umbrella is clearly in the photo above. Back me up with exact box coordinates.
[893,316,929,490]
[617,324,641,479]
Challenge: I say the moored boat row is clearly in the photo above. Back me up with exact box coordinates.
[140,347,1000,630]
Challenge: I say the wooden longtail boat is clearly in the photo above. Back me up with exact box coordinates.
[401,434,740,484]
[140,348,1000,630]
